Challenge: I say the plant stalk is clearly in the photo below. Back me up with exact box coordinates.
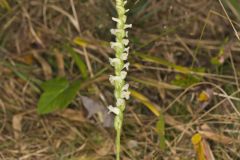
[108,0,131,159]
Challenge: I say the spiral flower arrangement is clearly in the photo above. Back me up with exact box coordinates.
[108,0,131,159]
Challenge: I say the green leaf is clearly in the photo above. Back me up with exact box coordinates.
[37,77,81,114]
[171,74,202,88]
[156,115,166,150]
[64,44,88,80]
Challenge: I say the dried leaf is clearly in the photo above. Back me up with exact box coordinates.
[81,96,114,127]
[198,130,235,145]
[12,113,23,140]
[95,138,113,156]
[14,54,34,65]
[55,50,65,77]
[48,5,80,32]
[33,52,52,80]
[57,109,86,122]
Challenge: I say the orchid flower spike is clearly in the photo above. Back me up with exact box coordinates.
[109,0,131,159]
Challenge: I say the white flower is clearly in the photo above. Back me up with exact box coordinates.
[109,0,130,123]
[124,24,132,29]
[109,71,126,84]
[109,58,121,66]
[120,71,127,79]
[110,29,124,35]
[109,75,121,84]
[123,62,130,70]
[110,29,118,35]
[112,17,120,23]
[110,42,122,49]
[123,39,129,46]
[122,83,129,91]
[125,31,128,37]
[109,75,115,84]
[121,90,130,100]
[120,53,128,60]
[121,84,130,99]
[108,105,120,115]
[124,47,130,53]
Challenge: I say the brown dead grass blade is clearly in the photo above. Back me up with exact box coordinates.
[33,51,52,80]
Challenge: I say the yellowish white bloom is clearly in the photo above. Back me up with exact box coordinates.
[108,105,120,115]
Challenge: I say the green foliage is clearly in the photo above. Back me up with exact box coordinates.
[210,38,228,66]
[64,44,88,80]
[156,115,165,150]
[171,74,202,88]
[211,57,222,66]
[171,67,204,88]
[37,77,81,114]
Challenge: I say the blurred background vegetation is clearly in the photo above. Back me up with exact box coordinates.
[1,0,240,159]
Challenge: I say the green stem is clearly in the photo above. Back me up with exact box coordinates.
[116,123,121,160]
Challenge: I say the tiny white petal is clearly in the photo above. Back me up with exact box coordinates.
[123,62,130,70]
[125,9,130,13]
[110,42,115,49]
[110,29,122,35]
[125,31,128,37]
[123,39,129,45]
[124,47,130,53]
[122,91,130,100]
[110,29,116,35]
[122,83,129,91]
[109,75,115,84]
[109,74,124,84]
[109,58,121,66]
[120,53,128,60]
[108,105,120,115]
[112,17,120,23]
[120,71,127,79]
[124,24,132,29]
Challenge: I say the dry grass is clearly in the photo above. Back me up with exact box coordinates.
[0,0,240,159]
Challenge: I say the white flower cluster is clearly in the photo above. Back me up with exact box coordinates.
[108,0,131,116]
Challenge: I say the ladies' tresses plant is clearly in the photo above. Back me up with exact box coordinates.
[108,0,131,159]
